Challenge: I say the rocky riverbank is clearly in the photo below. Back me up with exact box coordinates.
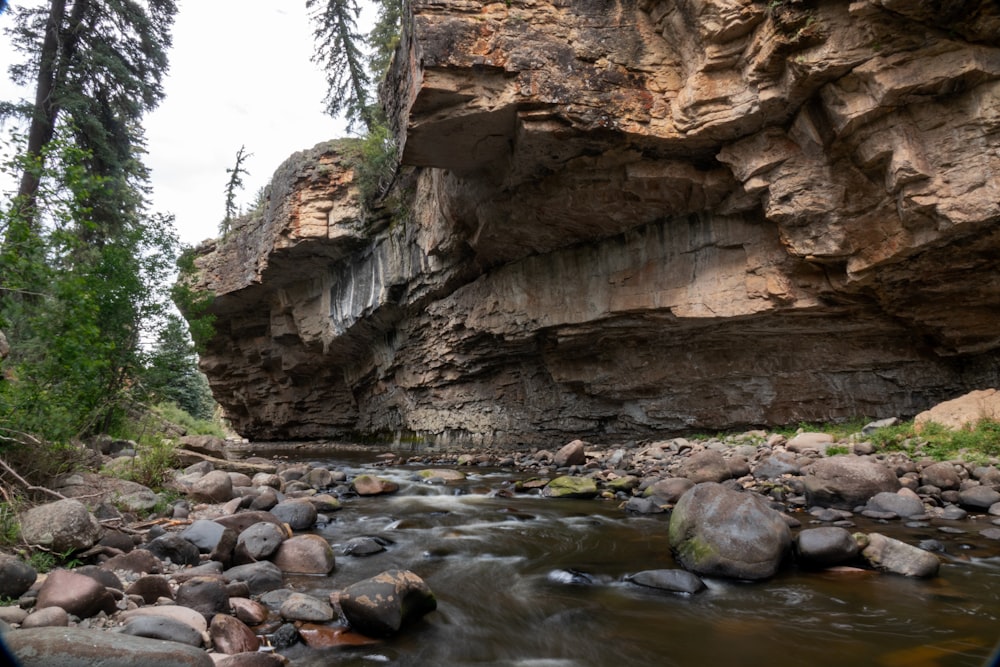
[3,414,1000,664]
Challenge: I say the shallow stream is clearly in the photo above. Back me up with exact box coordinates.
[253,450,1000,667]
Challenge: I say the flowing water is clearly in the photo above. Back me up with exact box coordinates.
[254,450,1000,667]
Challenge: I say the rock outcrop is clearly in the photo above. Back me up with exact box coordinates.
[185,0,1000,445]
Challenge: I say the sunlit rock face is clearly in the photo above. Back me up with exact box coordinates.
[188,0,1000,445]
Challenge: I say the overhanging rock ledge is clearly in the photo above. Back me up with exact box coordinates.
[184,0,1000,446]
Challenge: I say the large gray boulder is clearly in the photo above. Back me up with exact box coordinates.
[7,627,213,666]
[677,450,733,484]
[338,569,437,637]
[801,456,900,510]
[668,482,791,580]
[19,499,101,553]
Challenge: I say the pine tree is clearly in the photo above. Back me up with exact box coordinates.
[307,0,374,133]
[0,0,180,441]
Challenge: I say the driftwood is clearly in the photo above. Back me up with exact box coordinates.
[0,455,67,501]
[174,448,277,476]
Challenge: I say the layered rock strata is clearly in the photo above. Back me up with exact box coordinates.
[186,0,1000,445]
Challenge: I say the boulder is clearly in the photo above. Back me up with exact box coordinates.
[6,627,214,667]
[958,485,1000,510]
[859,533,940,577]
[272,534,336,575]
[677,450,732,484]
[120,615,204,647]
[269,499,318,531]
[230,597,269,626]
[786,432,834,454]
[214,653,288,667]
[20,607,69,629]
[19,499,101,553]
[542,476,598,499]
[280,592,334,623]
[553,440,587,467]
[668,482,791,580]
[35,569,116,619]
[351,475,399,496]
[121,606,208,635]
[914,389,1000,431]
[143,534,200,567]
[223,561,283,596]
[189,470,234,504]
[801,456,900,510]
[416,469,467,483]
[752,452,804,479]
[920,462,962,491]
[234,522,286,562]
[864,490,926,519]
[175,577,230,620]
[181,519,228,553]
[642,477,694,503]
[209,614,260,654]
[795,527,861,568]
[0,555,36,599]
[125,575,173,605]
[342,536,386,557]
[177,435,227,457]
[624,569,706,595]
[338,569,437,637]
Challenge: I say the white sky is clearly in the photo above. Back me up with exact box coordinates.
[1,0,352,246]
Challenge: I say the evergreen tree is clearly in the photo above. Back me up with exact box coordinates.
[143,313,215,421]
[221,145,252,235]
[307,0,405,133]
[0,0,180,442]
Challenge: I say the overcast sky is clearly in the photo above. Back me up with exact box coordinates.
[1,0,352,246]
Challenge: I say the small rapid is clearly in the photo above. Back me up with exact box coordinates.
[271,456,1000,667]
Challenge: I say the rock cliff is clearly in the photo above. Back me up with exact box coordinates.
[185,0,1000,446]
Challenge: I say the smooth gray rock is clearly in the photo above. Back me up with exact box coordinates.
[668,482,791,580]
[180,520,228,553]
[859,532,940,577]
[920,462,962,491]
[235,522,286,562]
[959,485,1000,510]
[279,592,334,622]
[795,527,860,568]
[269,500,318,531]
[174,577,230,619]
[865,491,925,518]
[802,457,900,510]
[223,561,283,595]
[624,569,706,594]
[120,615,204,647]
[20,607,69,629]
[0,555,36,599]
[7,627,213,666]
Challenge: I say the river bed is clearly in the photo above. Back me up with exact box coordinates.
[247,450,1000,667]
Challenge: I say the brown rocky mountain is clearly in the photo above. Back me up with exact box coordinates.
[183,0,1000,446]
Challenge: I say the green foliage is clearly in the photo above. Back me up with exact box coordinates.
[0,501,21,548]
[105,434,178,490]
[354,118,399,204]
[0,138,181,442]
[151,402,225,437]
[869,418,1000,462]
[142,314,216,420]
[171,247,216,354]
[24,547,81,573]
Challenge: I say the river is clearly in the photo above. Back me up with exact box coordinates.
[248,449,1000,667]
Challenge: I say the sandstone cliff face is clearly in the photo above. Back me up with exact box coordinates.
[188,0,1000,445]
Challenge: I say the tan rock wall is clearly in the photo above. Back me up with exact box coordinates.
[188,0,1000,445]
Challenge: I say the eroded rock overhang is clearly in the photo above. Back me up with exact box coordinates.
[188,0,1000,445]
